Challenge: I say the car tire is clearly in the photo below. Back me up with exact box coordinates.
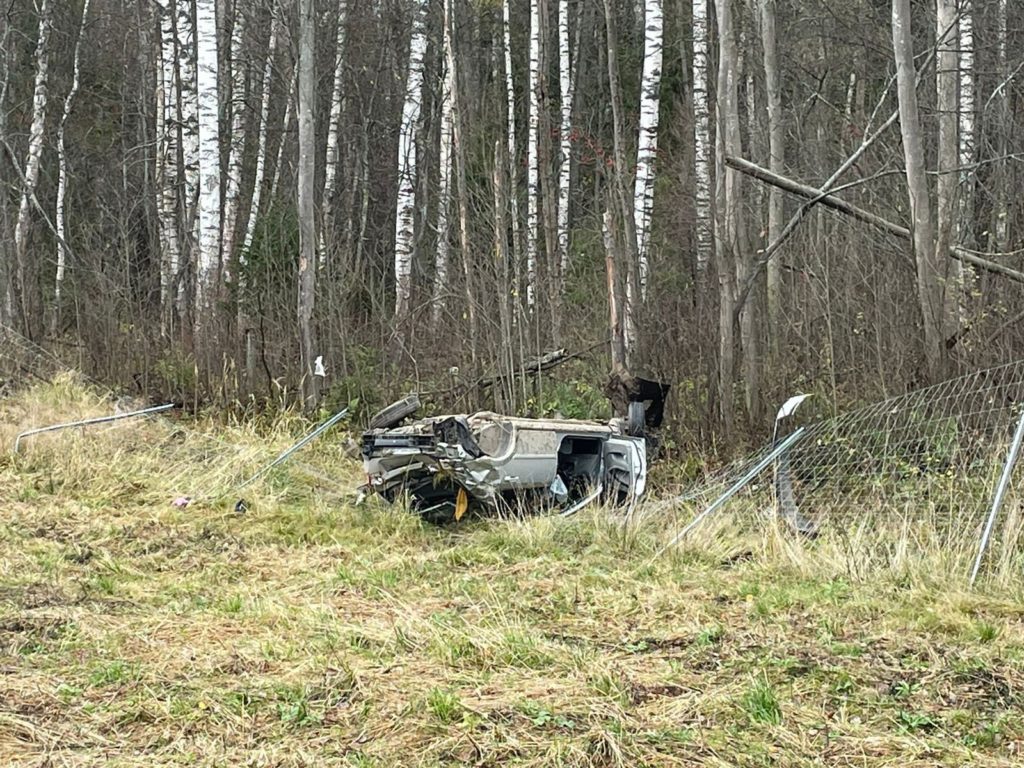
[626,400,645,437]
[369,394,421,430]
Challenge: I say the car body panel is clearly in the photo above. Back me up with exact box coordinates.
[361,410,647,518]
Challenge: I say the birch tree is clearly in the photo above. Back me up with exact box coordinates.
[891,0,945,380]
[156,0,182,334]
[633,0,662,299]
[12,0,51,331]
[692,0,712,279]
[394,1,427,321]
[297,0,319,406]
[956,1,974,245]
[220,5,248,286]
[319,0,349,271]
[177,0,199,319]
[556,0,573,279]
[432,24,454,326]
[54,0,91,334]
[194,0,221,345]
[502,0,522,314]
[526,0,541,309]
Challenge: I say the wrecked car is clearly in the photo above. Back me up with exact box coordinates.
[361,390,665,521]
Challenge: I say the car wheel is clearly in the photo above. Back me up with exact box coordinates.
[368,394,421,429]
[626,400,645,437]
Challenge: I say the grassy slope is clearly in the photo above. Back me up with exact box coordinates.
[3,380,1024,766]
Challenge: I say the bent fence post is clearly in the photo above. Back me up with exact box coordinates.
[652,427,806,560]
[13,403,175,453]
[237,406,350,490]
[970,407,1024,586]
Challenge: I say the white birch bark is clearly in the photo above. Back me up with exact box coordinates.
[692,0,712,277]
[633,0,663,299]
[177,0,199,318]
[502,0,522,309]
[393,1,427,320]
[53,0,91,332]
[220,5,248,286]
[956,1,974,244]
[432,37,454,326]
[557,0,573,279]
[319,0,349,270]
[13,0,51,326]
[526,0,541,309]
[242,5,279,256]
[157,1,181,331]
[194,0,221,337]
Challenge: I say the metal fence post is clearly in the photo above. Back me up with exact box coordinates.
[970,407,1024,586]
[652,427,806,559]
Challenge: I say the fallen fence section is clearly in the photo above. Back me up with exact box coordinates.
[13,403,175,453]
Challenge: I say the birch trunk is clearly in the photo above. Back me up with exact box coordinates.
[692,0,712,279]
[633,0,663,299]
[557,0,573,279]
[891,0,944,380]
[956,1,974,248]
[12,0,51,332]
[526,0,541,310]
[393,2,427,321]
[156,1,182,336]
[220,5,248,287]
[297,0,319,407]
[432,25,454,327]
[759,0,783,355]
[53,0,91,335]
[319,0,349,271]
[492,137,513,400]
[714,0,741,434]
[177,0,198,322]
[194,0,221,347]
[502,0,523,319]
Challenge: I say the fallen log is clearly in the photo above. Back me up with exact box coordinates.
[725,155,1024,286]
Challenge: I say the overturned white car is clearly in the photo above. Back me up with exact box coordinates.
[360,395,655,521]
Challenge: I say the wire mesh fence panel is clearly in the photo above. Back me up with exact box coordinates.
[640,360,1024,575]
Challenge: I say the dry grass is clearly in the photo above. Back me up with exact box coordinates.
[3,378,1024,766]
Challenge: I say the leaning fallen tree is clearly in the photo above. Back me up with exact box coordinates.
[725,155,1024,293]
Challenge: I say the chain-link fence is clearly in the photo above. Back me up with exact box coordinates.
[639,361,1024,579]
